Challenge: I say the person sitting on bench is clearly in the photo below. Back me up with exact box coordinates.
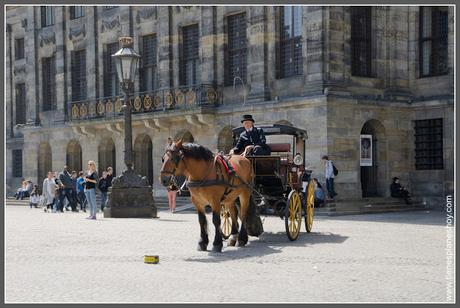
[390,177,412,205]
[229,114,271,156]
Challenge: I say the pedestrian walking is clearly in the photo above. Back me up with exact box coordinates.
[167,183,178,213]
[76,171,87,212]
[322,155,338,199]
[58,166,78,212]
[98,171,109,212]
[53,172,63,212]
[29,185,41,209]
[43,172,58,212]
[84,161,99,220]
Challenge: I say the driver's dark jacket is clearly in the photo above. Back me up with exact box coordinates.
[232,127,269,154]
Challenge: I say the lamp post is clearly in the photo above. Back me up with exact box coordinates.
[104,37,157,218]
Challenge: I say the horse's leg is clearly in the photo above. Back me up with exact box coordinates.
[226,201,239,247]
[210,203,224,253]
[197,210,209,251]
[237,192,250,247]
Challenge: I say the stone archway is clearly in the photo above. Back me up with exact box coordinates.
[217,126,234,154]
[37,142,52,188]
[174,130,194,143]
[98,138,116,176]
[66,140,82,173]
[134,134,154,185]
[360,119,387,197]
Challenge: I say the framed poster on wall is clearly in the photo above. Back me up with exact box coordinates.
[360,134,372,166]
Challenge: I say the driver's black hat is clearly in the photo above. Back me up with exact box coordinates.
[241,114,255,123]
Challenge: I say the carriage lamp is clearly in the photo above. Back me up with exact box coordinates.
[293,153,303,166]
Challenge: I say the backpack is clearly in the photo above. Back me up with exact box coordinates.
[332,162,338,176]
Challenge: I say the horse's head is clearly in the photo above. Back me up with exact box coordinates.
[159,140,185,187]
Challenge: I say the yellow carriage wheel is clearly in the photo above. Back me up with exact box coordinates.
[305,180,315,233]
[285,190,302,241]
[220,205,232,240]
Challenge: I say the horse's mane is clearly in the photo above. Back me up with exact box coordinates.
[181,143,215,162]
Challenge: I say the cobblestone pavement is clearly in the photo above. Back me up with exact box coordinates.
[5,206,453,303]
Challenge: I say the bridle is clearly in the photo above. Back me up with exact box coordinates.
[160,147,184,187]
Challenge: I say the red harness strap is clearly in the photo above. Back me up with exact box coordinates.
[216,155,236,176]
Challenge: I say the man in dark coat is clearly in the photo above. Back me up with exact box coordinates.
[390,177,411,205]
[230,114,271,156]
[58,166,78,212]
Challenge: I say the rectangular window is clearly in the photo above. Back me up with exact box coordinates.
[105,6,118,10]
[12,150,23,178]
[15,38,24,60]
[15,83,26,125]
[351,6,372,77]
[104,42,120,97]
[71,49,87,101]
[140,34,157,92]
[70,6,85,19]
[42,56,56,111]
[419,6,448,77]
[225,13,247,86]
[414,118,443,170]
[41,6,55,27]
[278,6,302,79]
[181,24,199,86]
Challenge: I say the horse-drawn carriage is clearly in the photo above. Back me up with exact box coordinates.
[220,124,315,241]
[160,123,315,252]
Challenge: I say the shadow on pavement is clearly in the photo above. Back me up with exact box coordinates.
[318,209,447,227]
[184,231,348,263]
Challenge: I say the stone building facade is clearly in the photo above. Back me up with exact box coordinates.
[5,5,454,204]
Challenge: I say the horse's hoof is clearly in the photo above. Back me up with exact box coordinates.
[236,240,247,247]
[197,243,208,251]
[228,239,237,247]
[211,245,223,253]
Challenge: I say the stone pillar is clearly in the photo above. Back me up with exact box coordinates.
[303,6,325,95]
[157,7,172,88]
[200,7,215,85]
[85,7,98,100]
[247,7,268,101]
[54,7,66,122]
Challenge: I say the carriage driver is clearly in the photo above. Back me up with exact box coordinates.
[229,114,271,156]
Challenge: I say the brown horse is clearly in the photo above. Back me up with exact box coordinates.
[160,140,254,253]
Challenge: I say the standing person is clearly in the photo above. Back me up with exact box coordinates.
[58,166,78,212]
[167,182,178,213]
[54,172,63,212]
[106,166,114,188]
[70,171,79,212]
[322,155,337,200]
[43,172,58,212]
[84,161,99,220]
[76,171,87,212]
[98,171,109,212]
[29,185,41,209]
[230,115,271,156]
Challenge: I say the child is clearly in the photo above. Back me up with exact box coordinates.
[29,185,41,209]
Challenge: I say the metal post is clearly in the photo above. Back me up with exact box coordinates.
[122,82,134,169]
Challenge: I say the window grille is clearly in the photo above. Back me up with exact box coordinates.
[71,49,87,101]
[42,56,56,111]
[41,6,54,27]
[351,7,372,77]
[15,38,24,60]
[225,13,247,86]
[70,6,85,19]
[12,150,23,178]
[104,42,120,97]
[278,6,302,79]
[414,118,444,170]
[419,6,448,77]
[140,34,157,92]
[15,83,26,125]
[181,24,199,86]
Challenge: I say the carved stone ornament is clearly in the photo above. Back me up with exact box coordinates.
[69,23,86,40]
[206,88,218,104]
[106,100,113,113]
[165,91,174,108]
[153,95,161,109]
[143,95,152,110]
[72,104,79,119]
[79,104,87,117]
[133,96,142,111]
[97,101,105,115]
[115,97,122,113]
[186,89,196,105]
[175,90,185,105]
[111,168,150,188]
[101,15,120,32]
[135,7,157,23]
[39,31,56,47]
[13,65,27,75]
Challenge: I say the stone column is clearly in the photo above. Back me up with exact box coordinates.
[23,7,38,123]
[200,7,215,85]
[85,7,97,100]
[157,7,172,88]
[54,7,66,122]
[303,6,325,95]
[247,6,268,101]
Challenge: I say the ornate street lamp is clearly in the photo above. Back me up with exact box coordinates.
[104,37,157,218]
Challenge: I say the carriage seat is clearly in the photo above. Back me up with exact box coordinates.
[267,143,291,153]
